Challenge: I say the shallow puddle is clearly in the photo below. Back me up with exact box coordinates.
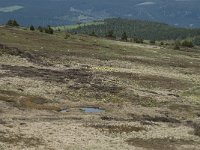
[81,107,105,113]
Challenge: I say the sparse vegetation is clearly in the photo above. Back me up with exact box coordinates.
[173,40,181,50]
[181,40,194,48]
[35,25,54,34]
[45,25,54,34]
[121,32,128,41]
[133,37,143,43]
[106,30,115,39]
[174,44,180,50]
[89,30,97,36]
[30,25,35,31]
[193,36,200,45]
[38,26,43,32]
[64,33,70,39]
[6,19,19,27]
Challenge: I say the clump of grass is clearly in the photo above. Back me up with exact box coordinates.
[139,98,159,107]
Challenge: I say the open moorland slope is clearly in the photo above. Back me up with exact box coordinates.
[0,26,200,150]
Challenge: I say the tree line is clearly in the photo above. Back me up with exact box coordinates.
[4,19,200,47]
[6,19,54,34]
[69,18,200,44]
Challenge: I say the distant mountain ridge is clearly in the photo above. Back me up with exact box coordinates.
[0,0,200,27]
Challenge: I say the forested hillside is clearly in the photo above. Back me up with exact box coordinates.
[69,18,200,41]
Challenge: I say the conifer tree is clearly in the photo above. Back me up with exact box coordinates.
[121,32,128,41]
[30,25,35,31]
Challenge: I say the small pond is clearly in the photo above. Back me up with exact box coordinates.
[81,107,105,113]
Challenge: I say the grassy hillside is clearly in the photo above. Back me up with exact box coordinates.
[0,26,200,149]
[67,18,200,41]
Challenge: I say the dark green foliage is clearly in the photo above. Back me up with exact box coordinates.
[175,40,181,46]
[174,44,180,50]
[69,18,200,41]
[64,33,70,39]
[6,19,19,27]
[38,26,43,32]
[37,26,53,34]
[89,31,97,36]
[45,26,54,34]
[133,38,143,44]
[181,40,194,48]
[192,36,200,46]
[121,32,128,41]
[160,42,164,46]
[30,25,35,31]
[174,40,181,50]
[106,30,115,39]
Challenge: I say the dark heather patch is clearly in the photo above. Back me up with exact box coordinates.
[0,65,123,94]
[126,138,195,150]
[89,124,146,133]
[129,114,181,124]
